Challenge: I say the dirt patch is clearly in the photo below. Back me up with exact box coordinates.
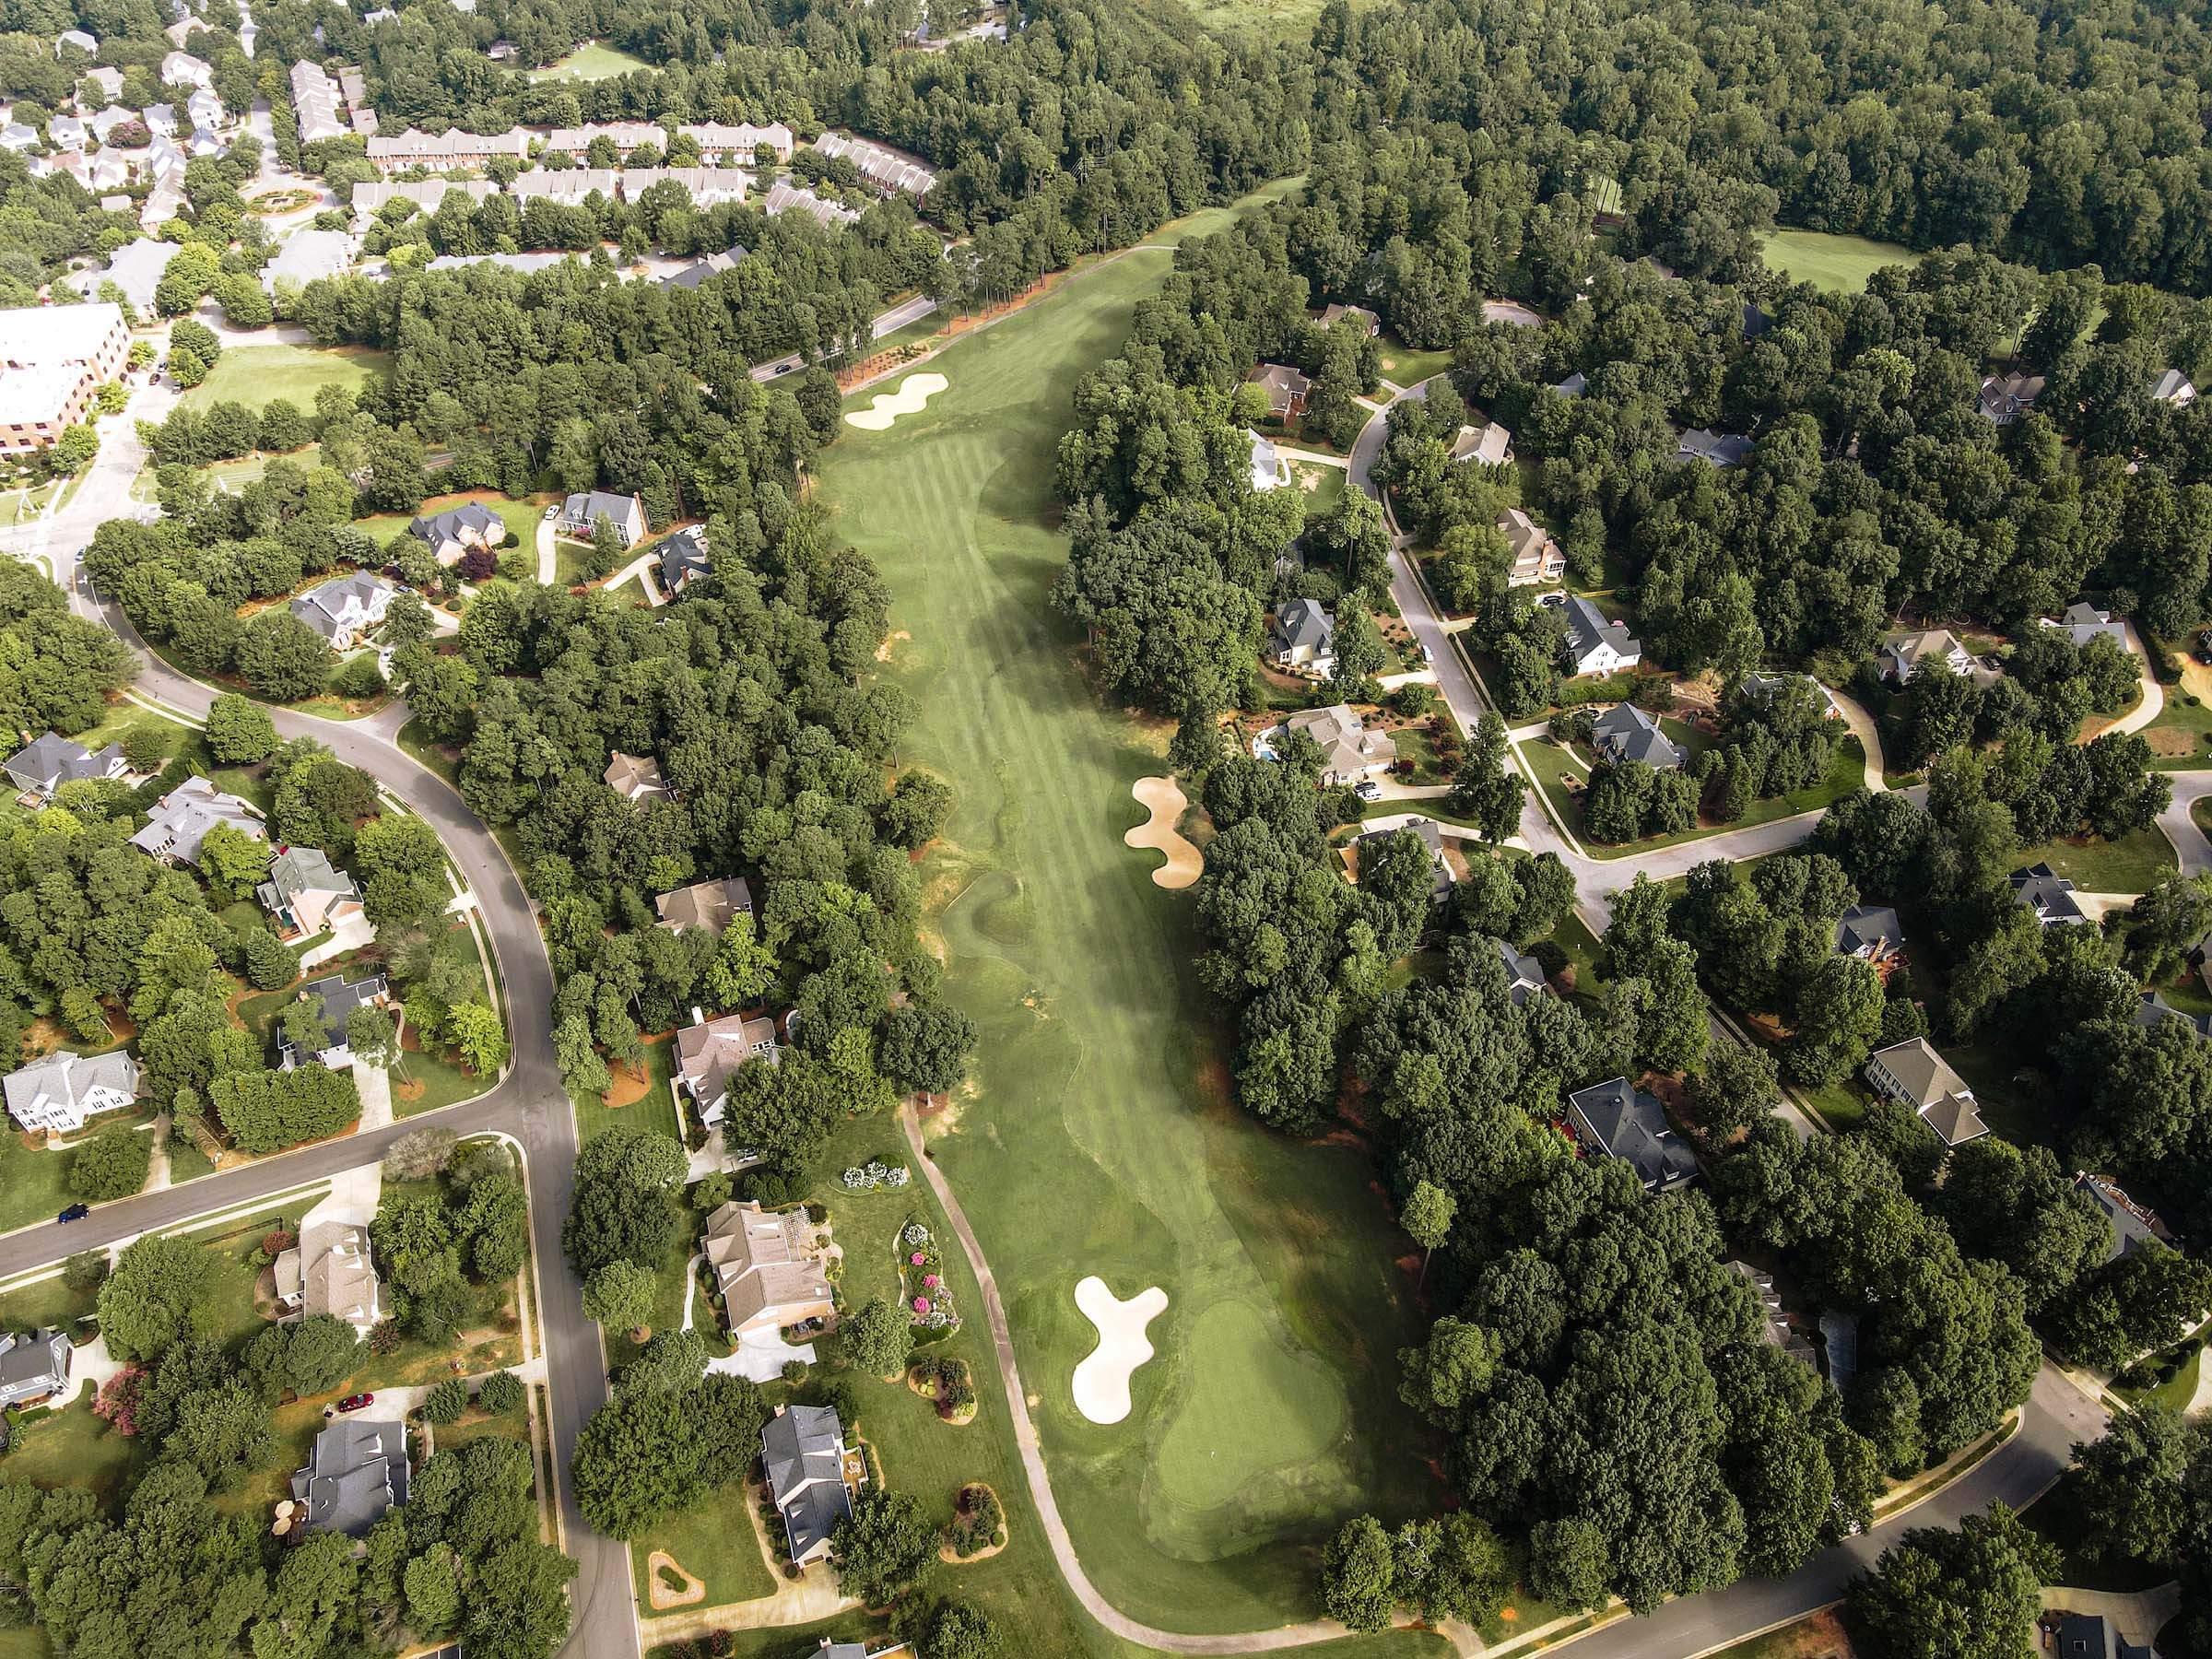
[2147,725,2203,759]
[875,629,912,663]
[600,1065,653,1111]
[394,1076,426,1101]
[645,1551,705,1610]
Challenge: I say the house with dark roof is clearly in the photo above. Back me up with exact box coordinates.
[558,489,646,546]
[1552,371,1587,397]
[1499,508,1564,587]
[1495,938,1548,1007]
[1977,371,2045,425]
[273,1220,384,1336]
[1865,1037,1987,1147]
[1565,1077,1698,1193]
[760,1404,857,1566]
[1819,1310,1859,1397]
[291,1418,407,1537]
[1739,671,1842,721]
[2136,990,2211,1041]
[1279,704,1394,785]
[654,526,711,595]
[1833,904,1904,964]
[1355,819,1450,900]
[1676,428,1753,467]
[2011,862,2088,925]
[2075,1173,2171,1266]
[2048,1610,2155,1659]
[407,501,500,564]
[1726,1261,1817,1368]
[1267,598,1335,677]
[1559,598,1641,677]
[661,246,747,288]
[256,845,366,944]
[276,972,390,1071]
[1591,704,1683,770]
[0,1330,69,1406]
[1247,363,1311,422]
[4,732,126,801]
[654,877,754,935]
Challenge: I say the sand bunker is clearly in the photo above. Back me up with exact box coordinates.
[645,1551,704,1609]
[1073,1275,1168,1426]
[1124,776,1201,890]
[845,371,949,430]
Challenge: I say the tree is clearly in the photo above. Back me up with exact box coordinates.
[1402,1179,1454,1285]
[69,1122,150,1201]
[1447,712,1527,842]
[233,609,333,701]
[840,1297,912,1377]
[424,1378,470,1424]
[704,915,777,1010]
[449,1001,509,1074]
[581,1260,657,1335]
[1684,1043,1782,1138]
[1843,1503,2058,1659]
[98,1233,215,1361]
[346,1004,398,1074]
[833,1488,939,1606]
[1320,1514,1397,1633]
[196,820,272,901]
[878,1000,977,1095]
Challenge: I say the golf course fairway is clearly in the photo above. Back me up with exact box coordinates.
[811,180,1445,1634]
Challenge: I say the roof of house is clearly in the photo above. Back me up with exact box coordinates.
[1318,303,1380,334]
[1677,427,1754,466]
[256,845,358,914]
[654,877,753,935]
[1247,428,1286,490]
[1726,1260,1818,1366]
[2076,1172,2167,1266]
[0,299,125,365]
[1865,1037,1989,1145]
[675,1011,781,1108]
[1818,1309,1858,1395]
[1495,937,1548,1006]
[760,180,861,229]
[1834,903,1903,958]
[6,732,124,793]
[1740,670,1841,720]
[0,362,83,428]
[814,131,937,194]
[661,246,747,288]
[511,166,618,202]
[1562,596,1640,666]
[703,1201,831,1327]
[291,1418,407,1536]
[424,251,581,274]
[352,178,497,217]
[1567,1077,1698,1191]
[1249,362,1311,404]
[654,525,711,587]
[0,1330,69,1405]
[1500,507,1557,571]
[264,228,354,289]
[294,1219,382,1327]
[2051,1612,2154,1659]
[408,501,500,545]
[1977,370,2045,422]
[1450,421,1512,465]
[2010,861,2086,924]
[1554,370,1587,397]
[1282,703,1394,777]
[289,570,394,641]
[2053,601,2128,650]
[1591,703,1683,770]
[1877,629,1969,678]
[366,125,531,162]
[562,489,641,531]
[130,776,264,865]
[1270,597,1334,657]
[604,750,666,799]
[760,1404,854,1559]
[280,973,388,1063]
[2153,369,2196,405]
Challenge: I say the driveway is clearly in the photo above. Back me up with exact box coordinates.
[535,513,558,584]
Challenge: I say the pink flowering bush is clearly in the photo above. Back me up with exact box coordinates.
[924,1274,940,1288]
[913,1297,931,1314]
[910,1251,925,1265]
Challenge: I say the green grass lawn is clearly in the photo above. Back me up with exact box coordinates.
[2143,688,2212,770]
[630,1500,778,1613]
[1523,734,1864,857]
[1171,0,1394,38]
[0,1128,83,1235]
[0,1270,100,1336]
[1373,335,1453,386]
[0,1396,145,1505]
[1760,227,1924,294]
[180,345,391,415]
[808,174,1448,1639]
[524,40,651,78]
[355,489,545,554]
[1289,460,1347,520]
[2018,826,2177,893]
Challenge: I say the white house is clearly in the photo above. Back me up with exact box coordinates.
[1559,597,1641,677]
[3,1049,138,1135]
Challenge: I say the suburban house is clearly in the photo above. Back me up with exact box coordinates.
[0,1330,70,1406]
[1864,1037,1988,1147]
[3,1049,137,1135]
[510,167,619,206]
[291,1419,408,1537]
[1317,303,1381,335]
[661,247,747,289]
[1976,371,2045,425]
[654,877,754,935]
[558,489,646,546]
[619,167,748,206]
[1247,429,1290,492]
[1676,428,1754,467]
[1248,363,1311,422]
[1553,370,1587,397]
[350,177,497,228]
[702,1200,834,1338]
[1564,1077,1699,1193]
[1450,421,1512,466]
[263,228,356,294]
[2154,370,2197,407]
[1819,1310,1859,1397]
[365,126,532,170]
[1499,508,1564,586]
[407,501,501,564]
[2011,862,2088,925]
[761,180,861,230]
[1875,629,1975,687]
[2075,1173,2171,1266]
[1280,704,1394,785]
[1833,904,1905,965]
[815,131,937,195]
[276,972,391,1072]
[1591,703,1684,770]
[0,300,129,452]
[4,732,127,801]
[160,50,213,88]
[1559,597,1641,677]
[1727,1261,1818,1368]
[760,1404,859,1567]
[63,243,180,313]
[131,777,264,866]
[1495,938,1549,1006]
[257,845,371,963]
[1267,597,1335,677]
[1355,818,1451,900]
[1739,670,1842,721]
[675,1008,783,1125]
[2136,990,2211,1041]
[2047,601,2128,651]
[274,1219,385,1337]
[654,526,712,595]
[2046,1611,2154,1659]
[289,571,395,650]
[289,59,350,144]
[604,751,670,804]
[680,120,795,161]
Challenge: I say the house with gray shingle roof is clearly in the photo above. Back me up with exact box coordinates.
[289,570,394,649]
[761,1404,857,1565]
[1591,704,1683,770]
[559,489,646,546]
[257,845,364,941]
[1248,363,1310,421]
[3,1049,137,1135]
[2047,601,2128,651]
[2153,369,2197,407]
[655,877,753,935]
[1267,598,1335,677]
[1833,904,1903,964]
[1560,598,1641,677]
[0,1330,69,1406]
[131,777,264,866]
[1676,428,1753,467]
[1495,938,1548,1006]
[2074,1173,2171,1266]
[1864,1037,1987,1147]
[1566,1077,1698,1193]
[2010,862,2087,926]
[4,732,126,800]
[408,501,500,564]
[1875,628,1975,688]
[653,525,711,594]
[291,1419,407,1536]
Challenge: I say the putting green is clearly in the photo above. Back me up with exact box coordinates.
[812,178,1443,1634]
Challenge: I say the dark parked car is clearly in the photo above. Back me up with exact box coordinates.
[2196,629,2212,665]
[55,1203,88,1223]
[334,1393,374,1413]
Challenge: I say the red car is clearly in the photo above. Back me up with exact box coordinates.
[334,1394,374,1413]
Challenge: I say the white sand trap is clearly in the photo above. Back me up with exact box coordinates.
[845,371,949,430]
[1072,1275,1168,1425]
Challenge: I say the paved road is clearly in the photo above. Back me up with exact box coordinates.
[2159,769,2212,875]
[749,293,939,382]
[17,571,632,1659]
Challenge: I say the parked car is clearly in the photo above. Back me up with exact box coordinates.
[1537,592,1567,609]
[55,1203,88,1223]
[1355,780,1382,802]
[334,1393,374,1413]
[1418,642,1434,665]
[541,504,559,520]
[2197,628,2212,665]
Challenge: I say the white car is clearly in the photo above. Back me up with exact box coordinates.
[1355,781,1382,802]
[541,504,559,520]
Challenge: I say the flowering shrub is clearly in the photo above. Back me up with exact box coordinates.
[93,1368,142,1436]
[902,1222,931,1245]
[913,1297,931,1314]
[841,1159,915,1191]
[899,1217,958,1333]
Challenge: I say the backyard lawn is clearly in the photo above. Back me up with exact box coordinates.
[2017,826,2177,893]
[355,489,545,552]
[1760,227,1924,294]
[810,174,1454,1641]
[1519,728,1864,857]
[525,40,651,78]
[181,345,391,414]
